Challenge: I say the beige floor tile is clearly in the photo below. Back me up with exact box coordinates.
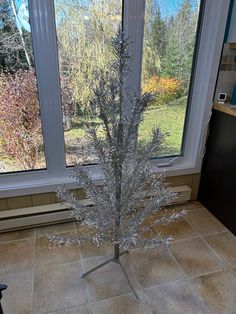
[141,226,161,240]
[191,270,236,314]
[170,237,224,278]
[35,232,81,267]
[83,255,118,275]
[90,292,149,314]
[0,272,33,314]
[82,252,134,273]
[84,256,139,302]
[185,208,226,235]
[231,267,236,278]
[47,304,93,314]
[80,243,113,260]
[86,270,132,303]
[144,280,210,314]
[75,225,113,261]
[156,218,198,241]
[34,262,88,313]
[127,248,184,288]
[0,202,235,314]
[204,231,236,267]
[0,229,34,243]
[35,222,76,237]
[0,239,34,276]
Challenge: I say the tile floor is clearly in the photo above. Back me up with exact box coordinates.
[0,201,236,314]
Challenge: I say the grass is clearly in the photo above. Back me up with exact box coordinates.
[140,97,187,156]
[65,97,187,158]
[0,97,187,171]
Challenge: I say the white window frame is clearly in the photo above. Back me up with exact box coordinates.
[0,0,230,197]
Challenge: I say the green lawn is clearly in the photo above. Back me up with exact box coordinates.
[140,97,187,156]
[65,97,187,158]
[0,97,187,171]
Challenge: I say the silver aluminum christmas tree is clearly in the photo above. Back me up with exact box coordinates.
[49,28,186,300]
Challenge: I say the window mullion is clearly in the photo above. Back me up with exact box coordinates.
[28,0,66,176]
[123,0,145,95]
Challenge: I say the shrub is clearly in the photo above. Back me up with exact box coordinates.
[143,75,183,106]
[0,70,42,169]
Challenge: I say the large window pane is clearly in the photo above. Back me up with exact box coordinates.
[142,0,201,157]
[0,0,46,173]
[54,0,122,165]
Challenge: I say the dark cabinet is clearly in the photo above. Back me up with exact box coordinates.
[198,108,236,235]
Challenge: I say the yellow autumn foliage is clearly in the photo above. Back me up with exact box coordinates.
[143,76,183,106]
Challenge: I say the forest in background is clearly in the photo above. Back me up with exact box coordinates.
[0,0,200,171]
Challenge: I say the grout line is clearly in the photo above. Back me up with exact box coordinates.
[167,219,229,279]
[0,270,33,281]
[88,289,150,309]
[167,246,187,278]
[142,275,213,314]
[0,234,34,244]
[74,222,84,267]
[46,303,92,314]
[185,279,212,314]
[169,229,230,244]
[187,267,228,280]
[199,230,228,237]
[184,215,206,237]
[1,204,234,313]
[32,228,36,314]
[170,234,200,243]
[121,251,147,298]
[229,267,236,278]
[74,221,92,304]
[35,225,76,238]
[34,259,86,271]
[142,277,186,291]
[198,233,229,268]
[183,216,229,267]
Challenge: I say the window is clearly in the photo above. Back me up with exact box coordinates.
[141,0,201,158]
[54,0,122,165]
[0,0,230,196]
[0,0,46,173]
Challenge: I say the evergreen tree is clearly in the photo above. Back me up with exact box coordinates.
[161,16,182,79]
[150,5,167,60]
[162,0,198,89]
[142,0,162,80]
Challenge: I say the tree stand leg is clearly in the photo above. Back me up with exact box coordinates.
[0,284,7,314]
[80,247,139,301]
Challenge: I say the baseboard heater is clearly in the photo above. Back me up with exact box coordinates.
[0,186,191,232]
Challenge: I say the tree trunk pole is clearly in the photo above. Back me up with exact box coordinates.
[114,243,120,261]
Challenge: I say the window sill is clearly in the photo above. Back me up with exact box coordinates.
[0,160,200,198]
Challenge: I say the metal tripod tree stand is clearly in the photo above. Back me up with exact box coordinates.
[80,244,140,300]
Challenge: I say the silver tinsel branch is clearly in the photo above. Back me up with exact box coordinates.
[49,27,186,252]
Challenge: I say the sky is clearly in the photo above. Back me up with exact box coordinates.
[14,0,200,31]
[154,0,200,18]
